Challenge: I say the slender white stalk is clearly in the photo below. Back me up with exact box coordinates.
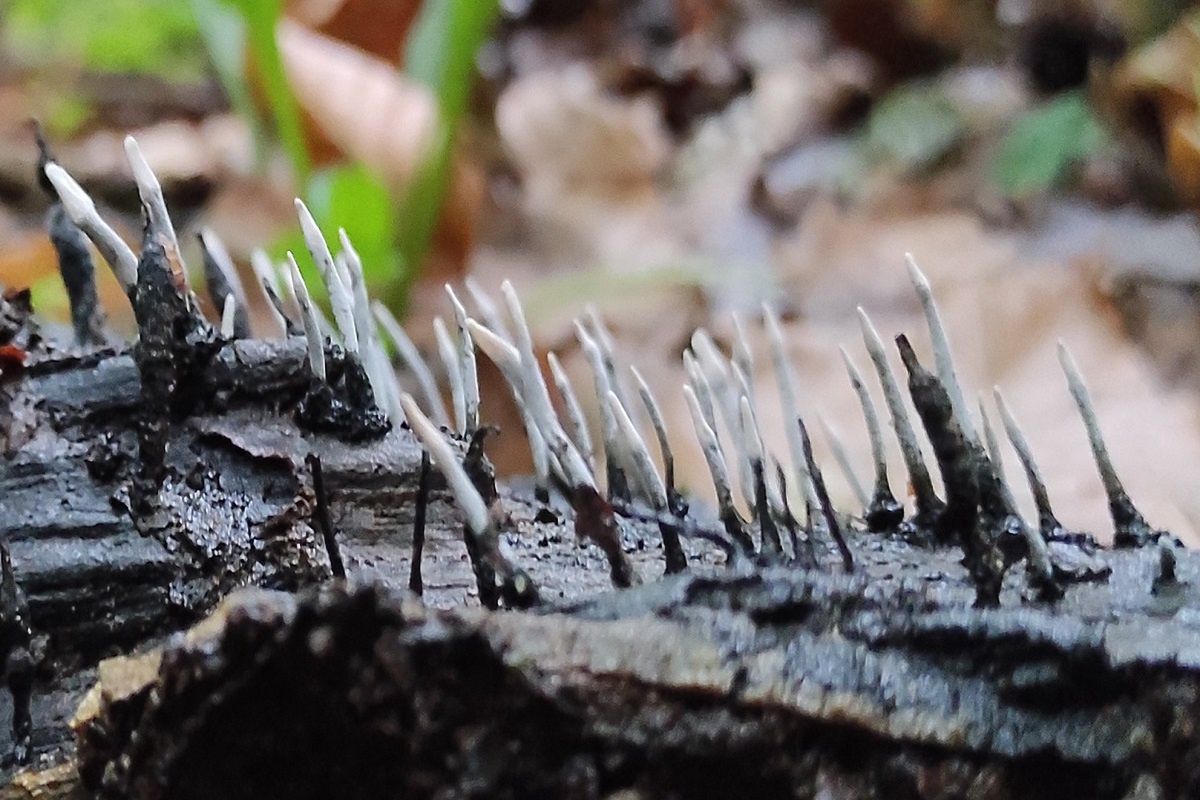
[465,317,571,484]
[295,198,358,353]
[983,396,1056,589]
[284,252,326,381]
[683,350,720,435]
[250,248,289,337]
[333,232,398,421]
[906,253,975,442]
[729,362,765,511]
[370,345,405,425]
[630,366,671,478]
[586,305,636,416]
[548,352,594,473]
[739,395,766,469]
[978,396,1008,481]
[684,385,736,516]
[43,163,138,290]
[445,285,480,432]
[691,329,737,433]
[332,252,354,302]
[498,284,590,485]
[464,276,512,342]
[840,347,889,499]
[433,316,466,434]
[526,412,552,490]
[576,320,625,487]
[124,135,187,288]
[337,231,374,348]
[373,303,449,426]
[199,228,249,306]
[502,282,559,435]
[993,386,1059,530]
[731,313,755,404]
[467,318,521,386]
[762,306,821,514]
[220,296,237,338]
[607,391,666,509]
[250,248,282,296]
[818,413,869,508]
[400,393,489,537]
[1057,340,1129,510]
[736,388,787,516]
[857,306,937,508]
[978,396,1021,517]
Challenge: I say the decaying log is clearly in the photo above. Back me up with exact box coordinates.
[0,321,684,769]
[6,136,1200,799]
[63,563,1200,799]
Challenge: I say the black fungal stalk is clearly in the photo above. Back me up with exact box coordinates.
[752,460,784,559]
[409,451,432,597]
[897,335,1004,606]
[307,453,345,580]
[797,418,854,572]
[574,484,639,588]
[47,205,106,347]
[463,426,499,509]
[36,128,105,346]
[775,460,806,566]
[129,225,217,506]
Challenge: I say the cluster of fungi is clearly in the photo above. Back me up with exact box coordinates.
[0,129,1192,798]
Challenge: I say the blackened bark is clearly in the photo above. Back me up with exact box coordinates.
[4,303,1200,799]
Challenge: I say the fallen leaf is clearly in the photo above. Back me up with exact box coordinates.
[276,17,437,193]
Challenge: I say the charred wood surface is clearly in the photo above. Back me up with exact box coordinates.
[3,287,1200,798]
[72,572,1200,799]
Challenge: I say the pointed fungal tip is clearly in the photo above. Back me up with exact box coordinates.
[1057,340,1083,380]
[122,135,154,183]
[1056,338,1071,362]
[467,318,518,369]
[905,253,931,291]
[738,395,763,458]
[895,333,918,370]
[43,162,95,221]
[573,318,594,346]
[856,305,878,334]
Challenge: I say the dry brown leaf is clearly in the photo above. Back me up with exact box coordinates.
[289,0,423,65]
[276,17,437,193]
[765,204,1200,545]
[494,65,680,269]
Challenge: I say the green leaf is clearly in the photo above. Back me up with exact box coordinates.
[29,273,69,322]
[5,0,207,79]
[217,0,311,189]
[395,0,501,296]
[269,163,400,307]
[993,90,1106,197]
[310,163,401,287]
[191,0,266,163]
[863,82,966,173]
[406,0,500,121]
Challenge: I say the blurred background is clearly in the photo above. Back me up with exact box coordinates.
[3,0,1200,541]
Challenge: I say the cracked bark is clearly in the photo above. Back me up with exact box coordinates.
[3,296,1200,799]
